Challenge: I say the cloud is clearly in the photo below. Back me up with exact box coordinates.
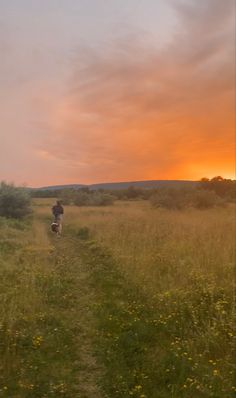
[39,0,235,183]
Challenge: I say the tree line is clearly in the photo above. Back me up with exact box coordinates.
[32,176,235,209]
[0,177,235,218]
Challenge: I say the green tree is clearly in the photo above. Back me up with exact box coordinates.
[0,182,32,218]
[199,176,235,198]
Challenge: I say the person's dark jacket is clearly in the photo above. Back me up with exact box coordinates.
[52,204,64,217]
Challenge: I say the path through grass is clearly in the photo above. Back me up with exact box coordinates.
[0,216,102,398]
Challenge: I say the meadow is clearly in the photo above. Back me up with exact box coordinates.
[0,199,235,397]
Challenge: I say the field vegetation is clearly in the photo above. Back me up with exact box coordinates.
[63,201,235,397]
[0,182,31,218]
[0,184,235,397]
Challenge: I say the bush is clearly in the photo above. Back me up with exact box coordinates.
[74,191,115,206]
[150,188,191,210]
[199,176,235,198]
[59,189,77,205]
[74,192,90,206]
[192,189,223,209]
[0,182,32,218]
[89,192,115,206]
[150,187,223,210]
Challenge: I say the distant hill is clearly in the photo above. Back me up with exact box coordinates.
[36,184,86,191]
[34,180,197,191]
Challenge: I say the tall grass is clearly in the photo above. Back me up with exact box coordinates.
[62,201,235,396]
[63,201,234,293]
[1,200,235,397]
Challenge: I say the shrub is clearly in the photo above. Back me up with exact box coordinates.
[59,189,77,205]
[0,182,32,218]
[192,189,223,209]
[150,188,191,210]
[74,191,115,206]
[74,192,90,206]
[199,176,235,198]
[89,192,115,206]
[150,187,223,210]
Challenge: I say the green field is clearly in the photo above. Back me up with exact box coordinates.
[0,200,235,397]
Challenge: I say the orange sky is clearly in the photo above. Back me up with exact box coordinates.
[0,0,235,186]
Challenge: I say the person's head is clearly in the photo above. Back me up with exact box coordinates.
[56,200,61,206]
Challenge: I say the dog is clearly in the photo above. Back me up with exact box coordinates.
[51,221,60,234]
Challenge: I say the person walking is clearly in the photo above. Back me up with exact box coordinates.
[52,200,64,234]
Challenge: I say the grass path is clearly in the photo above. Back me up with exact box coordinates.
[0,216,103,398]
[33,217,104,398]
[49,231,104,398]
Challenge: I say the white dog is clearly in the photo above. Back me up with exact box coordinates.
[51,221,61,235]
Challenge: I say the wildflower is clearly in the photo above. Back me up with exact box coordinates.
[32,335,43,347]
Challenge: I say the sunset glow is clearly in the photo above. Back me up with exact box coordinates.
[0,0,235,186]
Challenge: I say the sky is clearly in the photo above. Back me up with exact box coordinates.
[0,0,235,187]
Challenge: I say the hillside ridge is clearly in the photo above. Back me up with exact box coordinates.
[34,179,197,191]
